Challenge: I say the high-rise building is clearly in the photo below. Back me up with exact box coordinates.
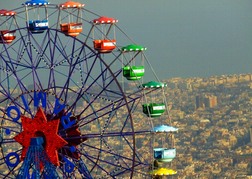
[195,95,205,109]
[205,95,218,108]
[195,94,217,109]
[249,126,252,143]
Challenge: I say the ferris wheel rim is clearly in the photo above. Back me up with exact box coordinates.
[0,1,171,178]
[0,26,142,179]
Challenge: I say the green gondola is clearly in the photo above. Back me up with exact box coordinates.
[142,103,165,117]
[121,44,147,52]
[123,66,144,80]
[140,81,167,88]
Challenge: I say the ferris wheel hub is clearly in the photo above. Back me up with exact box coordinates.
[14,107,68,166]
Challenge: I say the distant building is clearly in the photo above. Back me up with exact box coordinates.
[195,95,205,109]
[195,94,217,109]
[205,95,218,108]
[250,126,252,143]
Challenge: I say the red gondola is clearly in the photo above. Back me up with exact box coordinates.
[0,30,16,44]
[92,16,118,53]
[0,9,16,44]
[93,39,116,53]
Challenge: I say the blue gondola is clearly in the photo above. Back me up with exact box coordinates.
[23,0,49,33]
[28,20,48,33]
[154,148,176,162]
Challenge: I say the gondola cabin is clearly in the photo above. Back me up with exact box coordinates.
[150,168,177,176]
[92,16,118,53]
[0,30,16,44]
[60,23,82,37]
[123,66,144,80]
[121,45,146,80]
[28,20,48,34]
[58,1,84,37]
[0,9,16,44]
[93,39,116,53]
[142,103,165,117]
[24,0,49,33]
[154,148,176,162]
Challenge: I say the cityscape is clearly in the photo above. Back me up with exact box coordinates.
[1,0,252,178]
[163,73,252,178]
[2,72,252,178]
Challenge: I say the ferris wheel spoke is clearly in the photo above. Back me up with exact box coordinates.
[63,129,151,142]
[0,54,16,73]
[0,168,16,179]
[100,137,132,167]
[0,82,26,109]
[0,96,10,106]
[56,37,77,61]
[13,27,29,46]
[0,149,22,177]
[51,56,94,103]
[83,63,117,92]
[78,148,124,174]
[72,158,93,179]
[0,43,17,59]
[79,82,124,119]
[1,109,21,126]
[79,143,138,165]
[77,93,139,128]
[46,32,60,91]
[79,56,99,88]
[6,41,27,71]
[47,30,59,61]
[121,135,145,162]
[82,149,142,177]
[46,31,69,91]
[79,154,112,177]
[30,40,52,69]
[49,30,69,60]
[0,55,30,72]
[28,30,48,54]
[0,127,21,137]
[77,102,118,128]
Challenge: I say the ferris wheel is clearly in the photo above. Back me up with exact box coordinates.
[0,0,178,178]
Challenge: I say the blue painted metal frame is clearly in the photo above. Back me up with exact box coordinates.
[17,137,59,179]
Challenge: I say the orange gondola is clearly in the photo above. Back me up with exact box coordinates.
[58,1,84,37]
[0,9,16,44]
[92,16,118,53]
[93,39,116,53]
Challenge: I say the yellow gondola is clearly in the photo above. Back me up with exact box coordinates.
[150,168,177,176]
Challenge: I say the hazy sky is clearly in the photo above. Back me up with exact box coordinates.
[2,0,252,79]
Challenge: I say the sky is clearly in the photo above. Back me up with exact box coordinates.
[1,0,252,80]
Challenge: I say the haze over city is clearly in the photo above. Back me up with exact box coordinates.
[2,0,252,80]
[1,1,252,178]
